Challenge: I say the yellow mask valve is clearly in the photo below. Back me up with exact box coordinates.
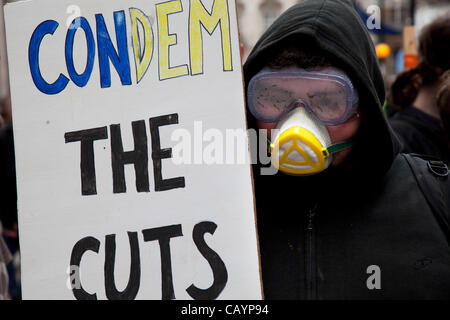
[270,127,329,175]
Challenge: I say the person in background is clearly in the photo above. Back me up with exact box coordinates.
[0,95,17,236]
[0,96,11,129]
[244,0,450,299]
[438,70,450,142]
[0,95,20,299]
[389,15,450,163]
[0,222,12,300]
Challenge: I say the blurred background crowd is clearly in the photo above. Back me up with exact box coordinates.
[0,0,449,299]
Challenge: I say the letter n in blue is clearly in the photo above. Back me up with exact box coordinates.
[96,11,131,88]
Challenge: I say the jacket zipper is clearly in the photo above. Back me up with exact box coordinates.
[305,204,317,300]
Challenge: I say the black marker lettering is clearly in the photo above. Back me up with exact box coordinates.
[65,127,108,196]
[70,236,101,300]
[104,232,141,300]
[186,221,228,300]
[110,120,150,193]
[142,224,183,300]
[149,114,185,192]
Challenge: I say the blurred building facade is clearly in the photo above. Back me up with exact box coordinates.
[236,0,450,85]
[236,0,303,59]
[358,0,450,86]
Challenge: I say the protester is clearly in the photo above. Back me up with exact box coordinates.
[244,0,450,299]
[389,15,450,163]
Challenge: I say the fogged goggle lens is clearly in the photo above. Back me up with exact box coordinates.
[247,67,359,126]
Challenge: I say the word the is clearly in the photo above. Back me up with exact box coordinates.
[65,113,185,196]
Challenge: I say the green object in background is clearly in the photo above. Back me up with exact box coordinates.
[383,99,387,115]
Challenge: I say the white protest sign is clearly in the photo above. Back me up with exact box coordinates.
[4,0,262,299]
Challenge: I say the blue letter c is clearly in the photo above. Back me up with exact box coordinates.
[29,20,69,95]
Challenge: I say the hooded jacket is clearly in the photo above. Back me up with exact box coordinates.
[244,0,450,299]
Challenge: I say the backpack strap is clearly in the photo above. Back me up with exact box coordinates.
[403,153,450,242]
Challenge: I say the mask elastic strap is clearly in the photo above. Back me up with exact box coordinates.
[268,139,354,157]
[322,140,354,157]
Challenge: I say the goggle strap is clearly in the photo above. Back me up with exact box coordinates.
[323,140,354,157]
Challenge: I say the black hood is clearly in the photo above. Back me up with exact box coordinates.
[243,0,401,181]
